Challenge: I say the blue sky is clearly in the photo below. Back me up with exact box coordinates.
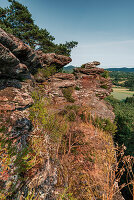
[0,0,134,67]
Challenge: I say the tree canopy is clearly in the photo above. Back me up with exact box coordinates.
[0,0,78,56]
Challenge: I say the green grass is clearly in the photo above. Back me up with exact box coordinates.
[112,87,134,100]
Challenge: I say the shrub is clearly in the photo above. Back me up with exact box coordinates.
[35,65,56,80]
[92,117,117,135]
[100,84,108,89]
[65,105,80,113]
[81,64,85,68]
[67,111,76,122]
[30,90,67,142]
[101,70,109,79]
[75,86,80,90]
[62,87,75,103]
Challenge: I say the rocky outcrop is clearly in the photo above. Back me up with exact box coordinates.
[0,29,124,200]
[0,28,71,79]
[0,27,71,114]
[44,61,114,121]
[0,28,71,200]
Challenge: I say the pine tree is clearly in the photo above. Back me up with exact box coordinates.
[0,0,78,56]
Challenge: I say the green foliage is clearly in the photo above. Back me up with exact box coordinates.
[67,111,76,122]
[100,70,109,78]
[81,64,85,68]
[105,95,134,199]
[92,116,117,135]
[54,41,78,57]
[125,95,134,104]
[62,87,75,103]
[30,90,67,142]
[0,132,35,197]
[62,65,75,74]
[58,188,77,200]
[124,78,134,91]
[105,95,134,155]
[0,125,7,133]
[0,0,78,56]
[100,84,108,89]
[65,105,80,113]
[59,105,80,123]
[35,65,57,80]
[109,71,134,88]
[75,86,80,90]
[25,188,39,200]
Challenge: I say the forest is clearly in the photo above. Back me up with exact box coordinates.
[109,71,134,91]
[106,94,134,199]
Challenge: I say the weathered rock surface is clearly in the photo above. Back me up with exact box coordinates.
[45,62,114,121]
[0,29,124,200]
[0,28,71,200]
[0,28,71,79]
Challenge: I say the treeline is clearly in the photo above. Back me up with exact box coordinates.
[0,0,78,56]
[108,71,134,91]
[106,95,134,199]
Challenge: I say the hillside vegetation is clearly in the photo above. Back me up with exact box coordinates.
[106,94,134,199]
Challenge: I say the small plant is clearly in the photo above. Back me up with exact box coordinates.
[75,86,80,90]
[67,111,76,122]
[57,188,77,200]
[81,64,85,68]
[35,65,56,80]
[26,188,39,200]
[62,87,75,103]
[65,105,80,113]
[30,90,67,142]
[92,116,117,135]
[101,70,109,79]
[100,84,108,89]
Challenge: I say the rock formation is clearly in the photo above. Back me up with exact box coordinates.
[0,28,71,200]
[45,61,114,120]
[0,28,124,200]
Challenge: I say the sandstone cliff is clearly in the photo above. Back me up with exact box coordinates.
[0,28,123,200]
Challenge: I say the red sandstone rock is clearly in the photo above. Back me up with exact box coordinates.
[44,62,114,120]
[0,28,71,78]
[36,52,72,69]
[0,28,118,200]
[82,61,101,68]
[74,67,104,75]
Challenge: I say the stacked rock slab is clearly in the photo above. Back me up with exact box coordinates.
[44,61,114,121]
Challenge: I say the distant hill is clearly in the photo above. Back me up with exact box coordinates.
[63,65,76,73]
[106,67,134,72]
[64,66,134,73]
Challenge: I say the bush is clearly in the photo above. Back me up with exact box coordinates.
[101,70,109,79]
[92,116,117,135]
[75,86,80,90]
[62,87,75,103]
[30,90,67,142]
[35,65,56,80]
[67,111,76,122]
[65,105,80,113]
[100,84,108,89]
[81,64,85,68]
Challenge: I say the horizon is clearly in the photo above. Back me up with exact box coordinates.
[65,64,134,69]
[0,0,134,68]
